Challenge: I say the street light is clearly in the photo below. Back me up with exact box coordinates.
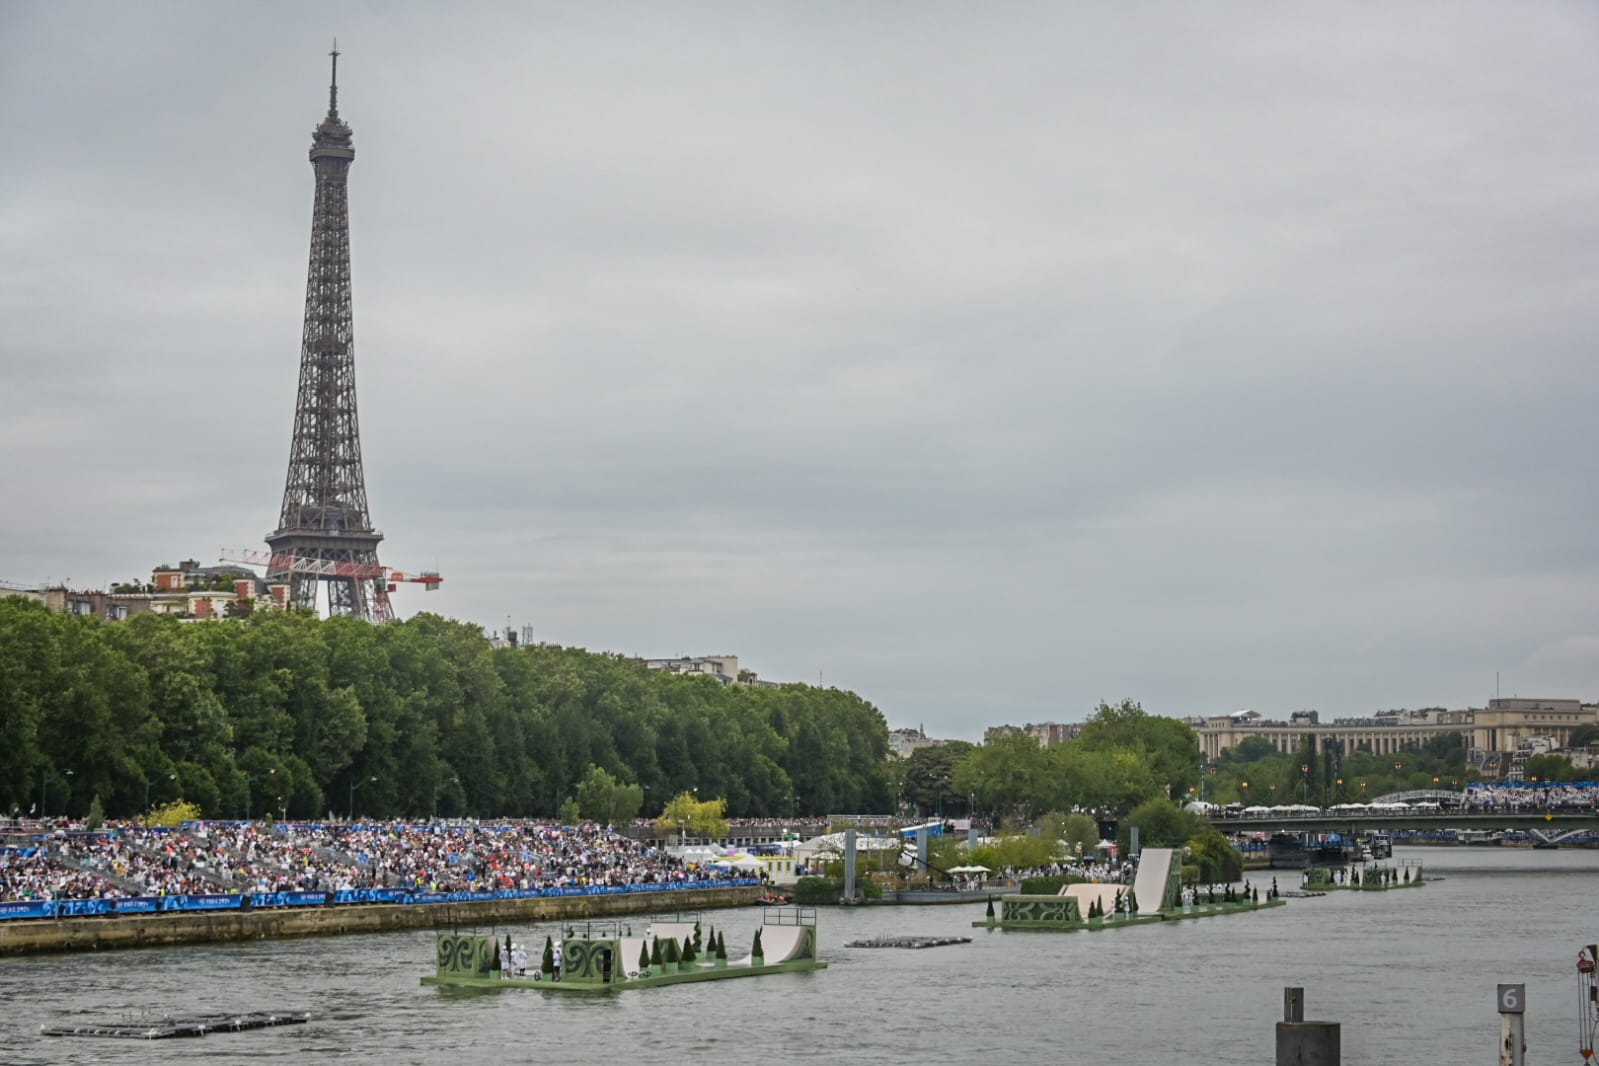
[1300,764,1310,804]
[431,776,459,817]
[349,775,377,820]
[246,768,277,823]
[144,772,176,814]
[40,769,75,819]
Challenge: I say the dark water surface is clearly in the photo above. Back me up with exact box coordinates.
[2,847,1595,1064]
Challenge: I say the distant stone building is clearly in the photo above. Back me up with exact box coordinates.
[888,727,942,759]
[2,559,289,622]
[983,721,1084,747]
[1190,698,1598,762]
[639,654,780,688]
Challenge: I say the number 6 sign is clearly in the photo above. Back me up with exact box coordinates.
[1498,984,1525,1014]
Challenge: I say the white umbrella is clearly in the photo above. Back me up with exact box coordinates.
[946,865,990,874]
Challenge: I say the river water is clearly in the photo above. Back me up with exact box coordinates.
[1,846,1594,1064]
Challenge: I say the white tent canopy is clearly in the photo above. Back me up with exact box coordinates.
[946,865,990,874]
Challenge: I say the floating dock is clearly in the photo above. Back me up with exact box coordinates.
[846,936,971,949]
[422,907,826,993]
[41,1011,309,1039]
[975,847,1286,932]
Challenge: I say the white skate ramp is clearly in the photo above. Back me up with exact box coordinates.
[617,937,649,975]
[1061,883,1122,918]
[644,922,698,951]
[1130,847,1175,913]
[754,925,808,963]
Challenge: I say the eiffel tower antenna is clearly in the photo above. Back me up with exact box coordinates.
[328,38,340,117]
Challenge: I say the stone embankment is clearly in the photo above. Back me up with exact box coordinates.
[0,885,760,957]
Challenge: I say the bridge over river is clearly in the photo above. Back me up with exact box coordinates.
[1206,807,1599,845]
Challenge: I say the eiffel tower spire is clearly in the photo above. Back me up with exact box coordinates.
[265,48,390,621]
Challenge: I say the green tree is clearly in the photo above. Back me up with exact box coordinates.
[1523,754,1578,784]
[900,741,975,816]
[655,791,729,840]
[1120,798,1202,853]
[1186,830,1242,882]
[576,764,644,826]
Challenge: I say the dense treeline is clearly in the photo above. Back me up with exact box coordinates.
[892,699,1203,821]
[0,599,892,821]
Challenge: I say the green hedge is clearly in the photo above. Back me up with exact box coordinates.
[1019,874,1086,895]
[792,876,883,904]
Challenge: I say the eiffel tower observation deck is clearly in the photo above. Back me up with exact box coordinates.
[266,45,391,622]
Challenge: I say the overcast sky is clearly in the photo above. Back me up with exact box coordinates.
[3,3,1598,739]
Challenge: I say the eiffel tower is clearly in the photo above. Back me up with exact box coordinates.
[265,44,390,622]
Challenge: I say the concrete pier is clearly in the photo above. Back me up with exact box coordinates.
[1276,987,1340,1066]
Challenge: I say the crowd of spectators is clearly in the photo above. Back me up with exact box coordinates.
[1,820,745,905]
[0,849,121,901]
[1461,782,1598,811]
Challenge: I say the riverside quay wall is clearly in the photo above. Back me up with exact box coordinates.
[0,884,761,957]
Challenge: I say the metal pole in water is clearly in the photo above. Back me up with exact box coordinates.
[843,829,857,903]
[1496,983,1525,1066]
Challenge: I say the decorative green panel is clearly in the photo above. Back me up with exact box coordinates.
[562,939,619,982]
[435,935,495,976]
[1002,896,1081,924]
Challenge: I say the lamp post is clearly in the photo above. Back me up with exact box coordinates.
[1300,764,1310,804]
[144,772,176,814]
[349,775,376,820]
[431,776,459,818]
[247,768,276,823]
[41,769,76,819]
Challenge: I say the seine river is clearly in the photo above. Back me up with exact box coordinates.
[2,847,1595,1064]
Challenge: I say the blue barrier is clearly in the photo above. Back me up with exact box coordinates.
[0,878,761,922]
[247,891,329,909]
[114,897,162,914]
[161,894,242,913]
[58,899,112,918]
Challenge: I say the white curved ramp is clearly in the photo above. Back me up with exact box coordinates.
[617,937,649,975]
[1130,847,1175,913]
[755,925,808,963]
[644,922,698,951]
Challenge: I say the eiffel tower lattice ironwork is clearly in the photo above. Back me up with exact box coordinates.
[266,43,391,622]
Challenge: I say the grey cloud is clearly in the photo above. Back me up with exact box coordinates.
[4,3,1598,737]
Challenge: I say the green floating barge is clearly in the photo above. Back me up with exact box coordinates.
[422,907,826,992]
[974,847,1286,933]
[1305,861,1425,892]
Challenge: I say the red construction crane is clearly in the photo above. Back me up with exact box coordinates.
[219,549,442,596]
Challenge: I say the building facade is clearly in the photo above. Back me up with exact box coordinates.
[1191,699,1598,762]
